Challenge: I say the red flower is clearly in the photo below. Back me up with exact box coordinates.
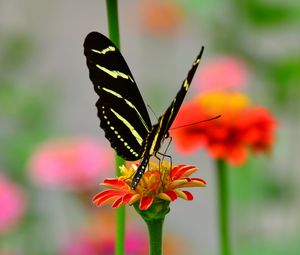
[171,92,277,165]
[93,162,206,211]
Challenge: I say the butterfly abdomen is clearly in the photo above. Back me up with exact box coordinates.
[131,156,150,189]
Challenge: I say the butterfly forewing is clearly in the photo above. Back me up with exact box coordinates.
[163,48,204,130]
[84,32,152,159]
[142,48,204,156]
[96,100,143,160]
[131,48,205,188]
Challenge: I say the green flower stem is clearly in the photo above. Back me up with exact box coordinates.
[115,156,126,255]
[216,159,231,255]
[115,201,125,255]
[134,200,170,255]
[146,219,164,255]
[105,1,125,255]
[106,0,120,48]
[115,155,126,255]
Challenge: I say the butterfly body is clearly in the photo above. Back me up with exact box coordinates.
[84,32,204,189]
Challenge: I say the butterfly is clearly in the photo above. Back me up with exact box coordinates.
[84,32,204,189]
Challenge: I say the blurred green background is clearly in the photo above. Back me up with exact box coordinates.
[1,0,300,254]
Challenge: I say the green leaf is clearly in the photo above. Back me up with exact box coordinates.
[245,1,296,27]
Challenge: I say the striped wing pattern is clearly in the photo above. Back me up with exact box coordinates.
[148,47,204,155]
[84,31,204,189]
[130,48,205,189]
[84,32,152,161]
[158,48,204,133]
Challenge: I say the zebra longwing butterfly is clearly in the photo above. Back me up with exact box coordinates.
[84,32,204,189]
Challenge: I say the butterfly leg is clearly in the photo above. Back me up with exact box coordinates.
[154,153,162,166]
[155,138,172,186]
[157,136,173,167]
[131,156,150,190]
[157,136,173,188]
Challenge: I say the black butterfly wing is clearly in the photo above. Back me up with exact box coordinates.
[141,47,205,156]
[158,47,205,133]
[159,47,204,131]
[84,32,152,161]
[132,47,205,189]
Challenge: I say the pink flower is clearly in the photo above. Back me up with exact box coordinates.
[28,137,114,191]
[62,232,148,255]
[62,235,99,255]
[195,56,248,92]
[0,175,26,233]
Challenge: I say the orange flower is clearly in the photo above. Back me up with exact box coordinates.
[93,162,206,211]
[171,92,277,165]
[138,1,184,36]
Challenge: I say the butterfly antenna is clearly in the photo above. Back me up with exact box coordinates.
[170,115,221,130]
[147,104,158,120]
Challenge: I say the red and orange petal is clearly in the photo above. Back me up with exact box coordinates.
[170,101,209,153]
[239,107,277,152]
[93,163,206,211]
[139,196,155,211]
[158,189,194,201]
[101,178,131,191]
[158,190,178,201]
[175,190,193,200]
[171,165,198,179]
[207,144,248,166]
[171,92,277,166]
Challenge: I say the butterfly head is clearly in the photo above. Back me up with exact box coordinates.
[164,131,170,139]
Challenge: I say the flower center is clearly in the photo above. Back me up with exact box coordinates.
[196,92,250,113]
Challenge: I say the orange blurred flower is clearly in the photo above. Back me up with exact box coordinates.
[93,161,206,211]
[138,0,185,36]
[28,137,114,191]
[171,92,277,165]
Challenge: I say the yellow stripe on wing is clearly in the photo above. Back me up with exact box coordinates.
[96,65,134,83]
[110,108,143,146]
[91,46,116,55]
[183,80,189,91]
[101,87,150,132]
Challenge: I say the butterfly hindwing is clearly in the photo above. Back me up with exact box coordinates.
[84,32,152,159]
